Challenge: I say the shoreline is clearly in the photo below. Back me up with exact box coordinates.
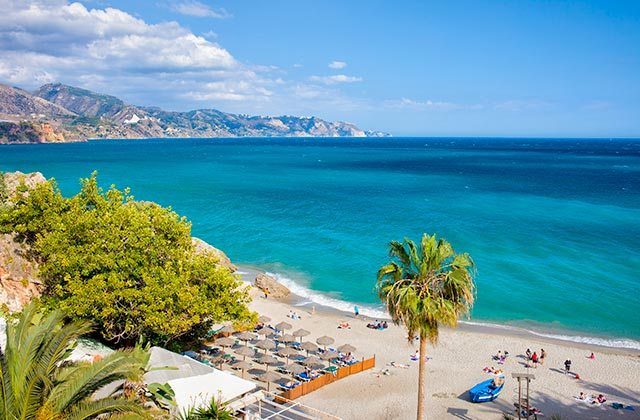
[239,266,640,419]
[236,264,640,355]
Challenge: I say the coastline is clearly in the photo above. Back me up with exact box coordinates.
[236,264,640,355]
[238,265,640,419]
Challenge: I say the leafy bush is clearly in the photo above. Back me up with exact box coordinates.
[0,172,254,348]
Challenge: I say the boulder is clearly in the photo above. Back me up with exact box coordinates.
[2,171,46,202]
[0,233,42,312]
[191,237,237,272]
[254,273,290,299]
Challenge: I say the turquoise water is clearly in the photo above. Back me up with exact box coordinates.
[2,138,639,347]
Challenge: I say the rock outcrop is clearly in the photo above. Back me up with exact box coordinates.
[1,171,47,202]
[0,234,43,312]
[192,237,237,272]
[0,172,47,311]
[254,273,290,299]
[0,234,42,312]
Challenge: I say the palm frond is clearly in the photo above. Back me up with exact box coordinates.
[63,398,144,420]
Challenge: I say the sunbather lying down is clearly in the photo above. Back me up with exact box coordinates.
[389,361,409,369]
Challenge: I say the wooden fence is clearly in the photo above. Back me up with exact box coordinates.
[279,356,376,400]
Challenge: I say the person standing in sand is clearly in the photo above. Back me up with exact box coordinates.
[540,348,546,365]
[354,305,360,318]
[564,359,572,374]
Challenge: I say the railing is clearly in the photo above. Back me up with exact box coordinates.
[278,356,376,400]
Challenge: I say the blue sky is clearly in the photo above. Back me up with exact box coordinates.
[1,0,639,136]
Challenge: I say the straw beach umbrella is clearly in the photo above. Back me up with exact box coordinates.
[300,341,318,355]
[278,347,299,364]
[215,336,235,351]
[235,331,256,346]
[255,339,276,354]
[321,350,339,366]
[287,363,305,379]
[235,346,255,361]
[275,321,292,332]
[279,334,296,344]
[256,354,278,372]
[232,360,252,378]
[220,325,235,334]
[292,328,310,342]
[255,326,272,337]
[258,371,281,392]
[302,355,323,369]
[316,335,334,349]
[338,344,356,354]
[258,315,271,324]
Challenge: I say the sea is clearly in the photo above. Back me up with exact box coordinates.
[1,137,639,349]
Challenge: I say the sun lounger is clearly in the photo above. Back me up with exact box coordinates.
[280,381,301,390]
[324,365,338,374]
[297,372,312,382]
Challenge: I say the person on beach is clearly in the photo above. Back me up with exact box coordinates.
[540,349,546,365]
[526,348,532,360]
[578,392,587,400]
[564,359,572,374]
[531,351,538,367]
[354,305,360,318]
[264,288,269,299]
[588,352,595,359]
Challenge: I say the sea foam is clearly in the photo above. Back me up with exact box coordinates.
[266,271,640,351]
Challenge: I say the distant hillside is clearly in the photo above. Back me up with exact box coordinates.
[0,84,73,118]
[0,82,388,143]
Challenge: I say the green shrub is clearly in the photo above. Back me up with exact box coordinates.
[0,172,254,348]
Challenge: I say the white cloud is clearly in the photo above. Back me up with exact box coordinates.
[386,97,484,111]
[309,74,362,85]
[493,100,552,111]
[0,0,373,119]
[0,0,269,106]
[170,1,230,18]
[328,60,347,69]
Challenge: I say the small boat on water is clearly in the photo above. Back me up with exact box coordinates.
[469,377,505,403]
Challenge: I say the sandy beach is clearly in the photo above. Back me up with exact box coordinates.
[240,272,640,420]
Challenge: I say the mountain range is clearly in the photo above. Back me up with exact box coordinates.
[0,83,387,143]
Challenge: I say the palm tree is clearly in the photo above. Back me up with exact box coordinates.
[0,302,148,419]
[377,234,476,420]
[178,395,233,420]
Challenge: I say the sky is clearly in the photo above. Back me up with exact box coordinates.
[0,0,639,136]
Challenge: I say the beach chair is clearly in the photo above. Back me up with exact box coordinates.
[324,365,338,374]
[280,381,301,390]
[297,372,312,382]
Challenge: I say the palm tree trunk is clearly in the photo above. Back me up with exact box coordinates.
[416,337,427,420]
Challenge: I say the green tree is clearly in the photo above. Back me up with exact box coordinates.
[0,302,147,419]
[376,234,476,420]
[178,396,233,420]
[0,173,254,348]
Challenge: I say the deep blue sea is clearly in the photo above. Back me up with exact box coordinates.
[2,137,639,348]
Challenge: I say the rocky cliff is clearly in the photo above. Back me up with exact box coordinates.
[0,171,47,311]
[0,82,388,143]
